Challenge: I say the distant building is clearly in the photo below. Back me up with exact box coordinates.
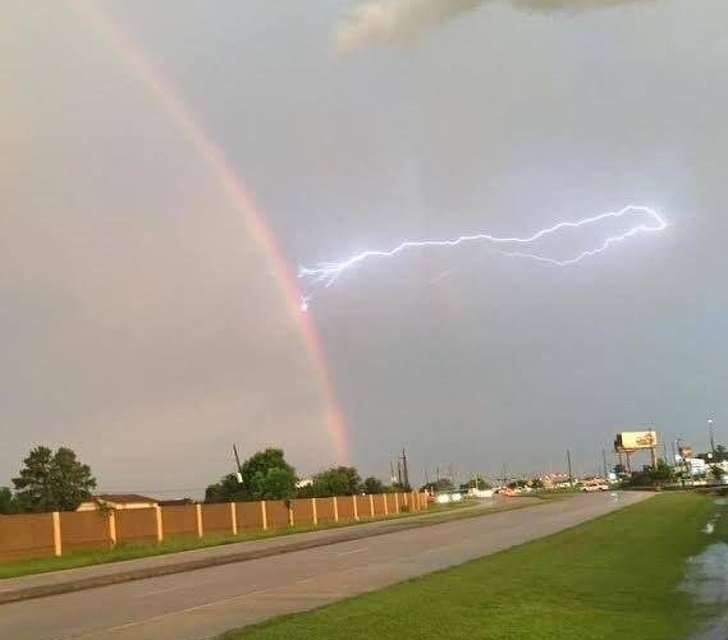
[295,478,313,489]
[76,494,158,511]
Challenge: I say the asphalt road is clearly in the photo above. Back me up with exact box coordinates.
[0,492,651,640]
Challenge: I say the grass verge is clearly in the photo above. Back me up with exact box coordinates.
[0,499,531,580]
[219,493,718,640]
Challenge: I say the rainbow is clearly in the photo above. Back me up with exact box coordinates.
[71,0,349,463]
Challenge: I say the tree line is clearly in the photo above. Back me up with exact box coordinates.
[0,445,406,514]
[204,448,406,503]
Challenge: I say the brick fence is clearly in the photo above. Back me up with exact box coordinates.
[0,492,429,563]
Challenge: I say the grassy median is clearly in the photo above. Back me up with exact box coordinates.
[220,493,721,640]
[0,499,540,580]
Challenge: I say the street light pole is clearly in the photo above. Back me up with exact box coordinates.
[709,419,716,457]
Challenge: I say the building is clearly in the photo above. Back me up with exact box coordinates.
[76,494,158,512]
[157,498,196,507]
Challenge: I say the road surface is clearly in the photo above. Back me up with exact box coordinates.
[0,492,651,640]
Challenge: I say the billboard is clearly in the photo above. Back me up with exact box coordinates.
[615,430,658,451]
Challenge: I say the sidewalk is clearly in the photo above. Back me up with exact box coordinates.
[0,499,510,605]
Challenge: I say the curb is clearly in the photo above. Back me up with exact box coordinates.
[0,503,503,605]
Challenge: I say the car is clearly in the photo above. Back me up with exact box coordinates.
[581,481,609,492]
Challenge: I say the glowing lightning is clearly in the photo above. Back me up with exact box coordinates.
[298,204,668,309]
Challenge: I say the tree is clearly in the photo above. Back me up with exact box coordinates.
[714,444,728,463]
[625,459,674,488]
[12,446,97,512]
[0,487,17,515]
[361,476,385,495]
[709,464,725,484]
[459,476,492,492]
[420,478,454,493]
[241,448,297,501]
[205,448,297,503]
[311,466,362,497]
[205,473,248,503]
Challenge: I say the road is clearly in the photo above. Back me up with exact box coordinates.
[0,492,651,640]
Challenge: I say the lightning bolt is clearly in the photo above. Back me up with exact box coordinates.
[298,204,668,310]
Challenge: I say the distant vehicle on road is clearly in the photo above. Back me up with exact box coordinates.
[580,479,609,492]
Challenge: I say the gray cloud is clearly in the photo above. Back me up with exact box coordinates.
[336,0,660,54]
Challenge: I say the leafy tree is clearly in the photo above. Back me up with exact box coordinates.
[295,482,316,499]
[205,473,248,503]
[310,466,362,497]
[12,446,96,512]
[0,487,17,514]
[361,476,385,495]
[459,476,492,492]
[242,448,297,501]
[625,459,674,488]
[205,448,297,502]
[709,464,725,483]
[420,478,454,493]
[714,444,728,463]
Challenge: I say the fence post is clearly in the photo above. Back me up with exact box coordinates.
[196,504,204,538]
[352,495,359,521]
[394,493,400,514]
[312,498,318,526]
[230,502,237,535]
[333,496,339,523]
[383,494,389,516]
[108,511,117,547]
[155,506,163,542]
[369,494,375,517]
[52,511,62,557]
[288,501,294,527]
[261,501,268,531]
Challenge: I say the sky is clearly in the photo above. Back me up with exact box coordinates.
[2,0,727,496]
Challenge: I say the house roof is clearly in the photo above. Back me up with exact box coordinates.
[96,494,158,504]
[157,498,195,507]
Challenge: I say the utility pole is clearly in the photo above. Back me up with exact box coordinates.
[232,444,243,484]
[601,449,608,479]
[401,447,410,490]
[709,419,716,456]
[566,450,574,486]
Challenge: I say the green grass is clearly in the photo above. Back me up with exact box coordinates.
[219,493,722,640]
[0,499,510,580]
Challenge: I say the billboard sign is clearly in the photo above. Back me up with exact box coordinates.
[615,430,658,451]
